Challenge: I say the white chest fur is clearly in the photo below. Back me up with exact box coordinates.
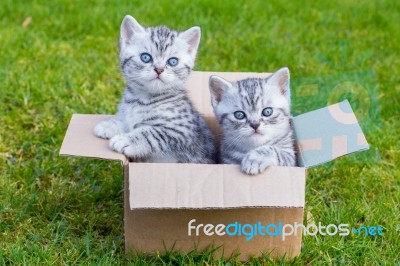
[120,101,157,131]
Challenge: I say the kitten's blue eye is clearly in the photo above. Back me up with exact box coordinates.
[167,57,179,67]
[233,111,246,120]
[262,107,273,117]
[140,53,152,63]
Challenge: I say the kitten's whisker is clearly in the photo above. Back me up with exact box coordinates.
[223,135,247,151]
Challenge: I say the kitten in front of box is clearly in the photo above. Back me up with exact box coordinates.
[209,68,295,174]
[94,15,215,163]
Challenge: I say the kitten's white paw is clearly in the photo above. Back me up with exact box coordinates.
[109,134,150,158]
[94,120,121,139]
[240,152,273,175]
[109,134,131,154]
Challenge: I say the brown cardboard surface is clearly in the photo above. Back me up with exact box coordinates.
[59,114,126,161]
[124,167,303,260]
[129,163,306,209]
[125,208,304,260]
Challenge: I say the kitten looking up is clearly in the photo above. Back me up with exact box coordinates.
[209,68,295,174]
[94,15,215,163]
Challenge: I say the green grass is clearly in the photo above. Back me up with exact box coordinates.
[1,0,399,265]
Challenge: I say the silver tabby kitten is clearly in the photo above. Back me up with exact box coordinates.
[209,67,295,174]
[94,15,215,163]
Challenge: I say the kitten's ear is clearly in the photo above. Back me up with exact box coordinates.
[209,75,231,107]
[180,26,201,57]
[120,15,145,48]
[266,67,290,96]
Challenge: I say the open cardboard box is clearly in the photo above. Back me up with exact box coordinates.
[59,71,369,260]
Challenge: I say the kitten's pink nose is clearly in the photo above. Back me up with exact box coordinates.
[154,68,164,75]
[250,123,260,130]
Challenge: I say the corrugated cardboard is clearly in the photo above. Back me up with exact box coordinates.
[59,71,369,260]
[292,100,369,167]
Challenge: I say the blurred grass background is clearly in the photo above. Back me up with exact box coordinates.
[0,0,399,264]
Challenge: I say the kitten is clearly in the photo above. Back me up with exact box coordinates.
[209,67,295,174]
[94,15,215,163]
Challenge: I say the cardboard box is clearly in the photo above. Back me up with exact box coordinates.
[59,71,369,260]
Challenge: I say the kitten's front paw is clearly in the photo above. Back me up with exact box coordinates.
[109,134,150,158]
[109,134,131,154]
[94,120,121,139]
[240,153,273,175]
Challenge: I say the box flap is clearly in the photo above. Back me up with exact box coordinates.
[292,100,369,167]
[59,114,126,161]
[186,71,271,117]
[129,163,305,209]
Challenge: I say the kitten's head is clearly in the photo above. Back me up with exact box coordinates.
[209,68,291,148]
[119,15,201,95]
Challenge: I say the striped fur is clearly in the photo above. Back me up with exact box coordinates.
[209,67,295,174]
[94,15,215,163]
